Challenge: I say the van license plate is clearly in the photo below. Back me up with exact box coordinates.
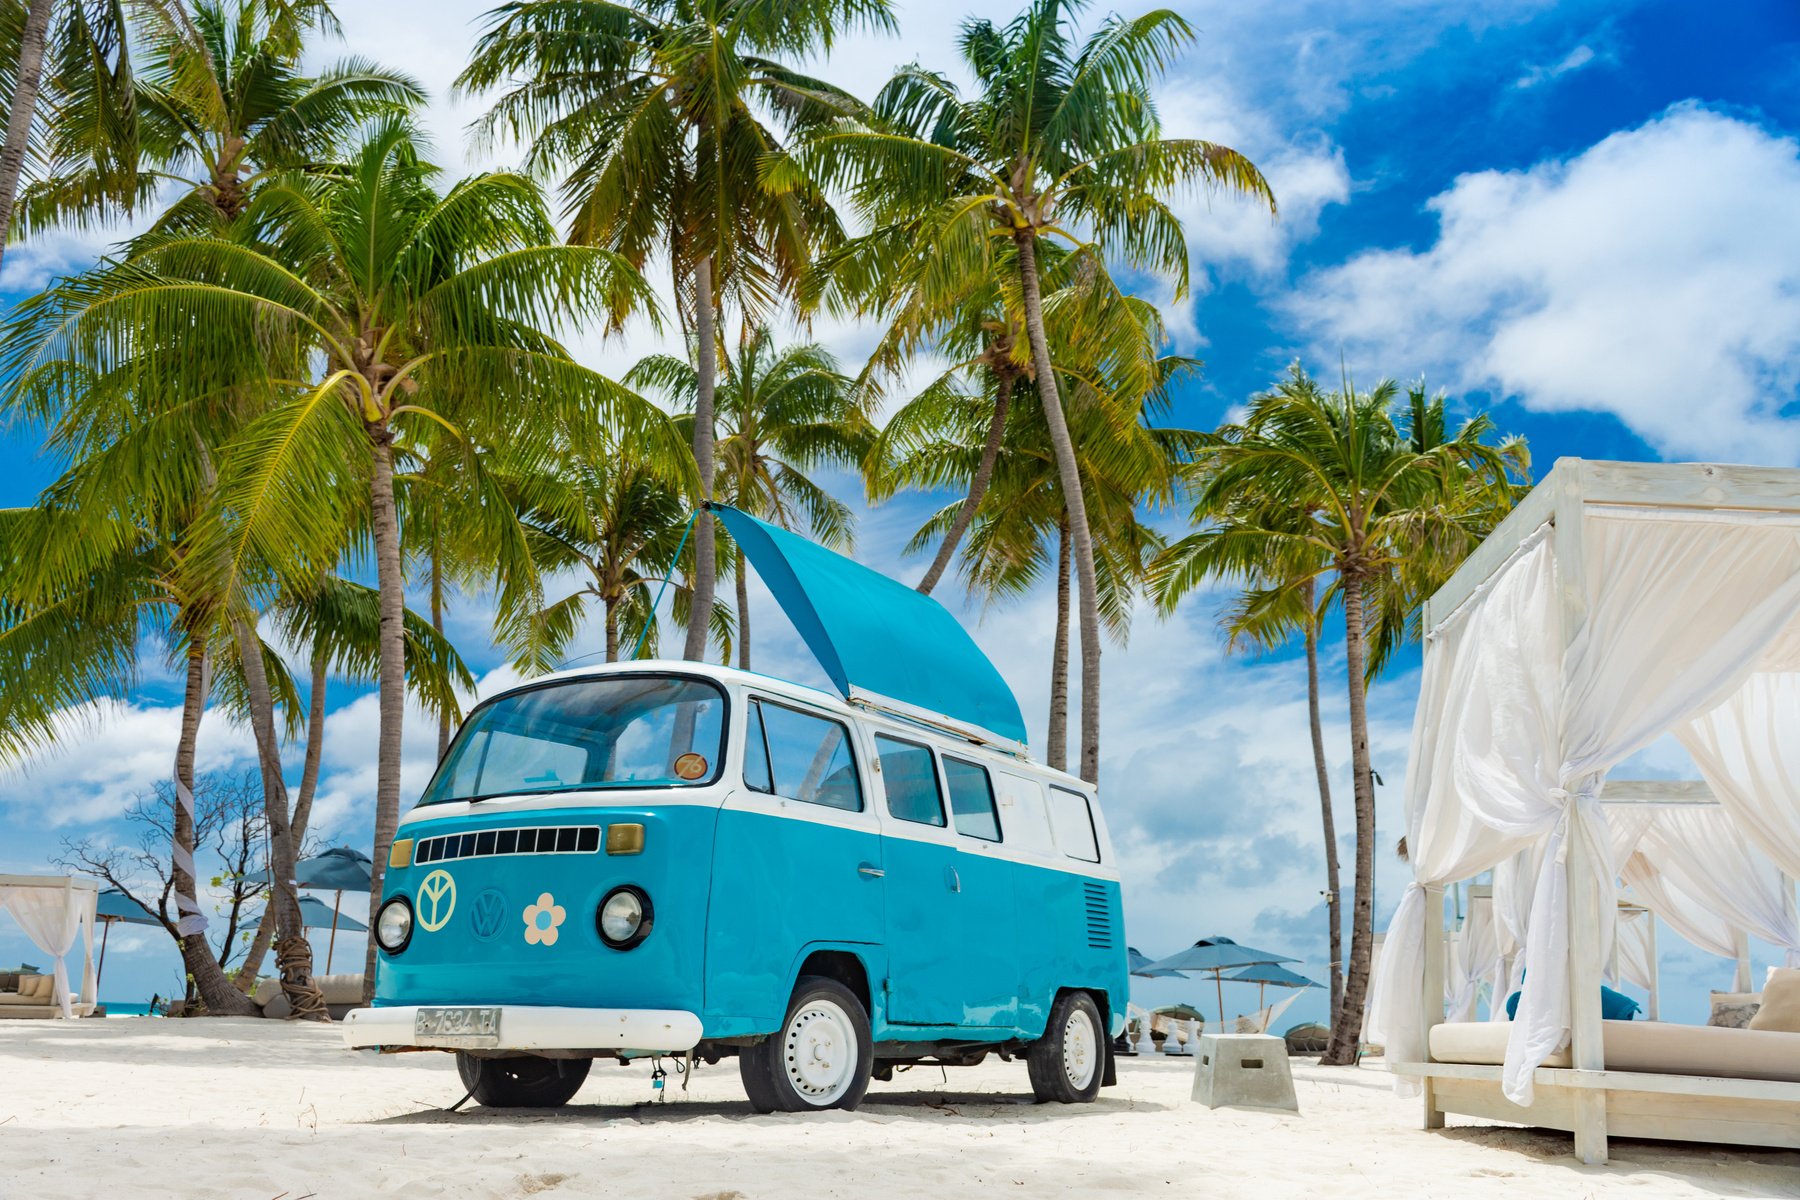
[415,1007,501,1047]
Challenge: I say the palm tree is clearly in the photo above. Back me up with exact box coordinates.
[1155,368,1526,1063]
[805,0,1273,781]
[17,0,418,233]
[0,0,136,273]
[3,121,674,997]
[460,0,890,664]
[629,326,872,670]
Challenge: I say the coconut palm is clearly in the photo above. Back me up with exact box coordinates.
[629,326,873,670]
[1153,368,1525,1064]
[460,0,890,664]
[804,0,1273,781]
[2,121,672,995]
[10,1,415,240]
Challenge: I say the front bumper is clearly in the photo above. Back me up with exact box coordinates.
[342,1005,704,1053]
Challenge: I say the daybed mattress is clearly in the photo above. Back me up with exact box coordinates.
[1429,1019,1800,1084]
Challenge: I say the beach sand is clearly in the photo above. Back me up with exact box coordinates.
[0,1019,1793,1198]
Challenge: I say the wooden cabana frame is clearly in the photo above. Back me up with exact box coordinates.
[1394,458,1800,1164]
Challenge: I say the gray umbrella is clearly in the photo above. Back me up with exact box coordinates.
[1224,963,1322,1019]
[1144,936,1299,1023]
[249,847,374,974]
[1127,946,1183,979]
[93,888,163,987]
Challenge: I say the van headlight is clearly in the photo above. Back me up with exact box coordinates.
[376,898,413,954]
[597,886,652,949]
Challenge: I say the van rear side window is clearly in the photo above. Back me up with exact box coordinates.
[943,756,1001,842]
[745,700,863,812]
[1048,786,1100,862]
[875,735,945,827]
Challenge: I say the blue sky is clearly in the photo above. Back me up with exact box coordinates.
[2,0,1798,1027]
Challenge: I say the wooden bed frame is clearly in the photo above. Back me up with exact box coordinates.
[1399,459,1800,1164]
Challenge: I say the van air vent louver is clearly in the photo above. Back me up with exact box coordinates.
[412,825,601,865]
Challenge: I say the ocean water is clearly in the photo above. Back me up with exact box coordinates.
[101,1002,159,1016]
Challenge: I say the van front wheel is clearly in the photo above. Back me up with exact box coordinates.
[455,1053,591,1108]
[740,976,872,1113]
[1028,991,1105,1104]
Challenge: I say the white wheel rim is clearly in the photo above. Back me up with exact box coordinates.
[1062,1008,1098,1091]
[783,999,857,1105]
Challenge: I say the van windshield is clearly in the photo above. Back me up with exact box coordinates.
[419,675,727,805]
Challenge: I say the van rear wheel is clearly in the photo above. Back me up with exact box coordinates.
[740,975,872,1113]
[1028,991,1104,1104]
[455,1053,591,1108]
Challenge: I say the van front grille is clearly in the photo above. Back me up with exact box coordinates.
[1083,881,1114,950]
[413,825,601,865]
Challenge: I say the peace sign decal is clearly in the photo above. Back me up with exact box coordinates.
[417,869,457,932]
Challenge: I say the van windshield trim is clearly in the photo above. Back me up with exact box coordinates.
[417,672,730,807]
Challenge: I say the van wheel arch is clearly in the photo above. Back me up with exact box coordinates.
[792,948,872,1018]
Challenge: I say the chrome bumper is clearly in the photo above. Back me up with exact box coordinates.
[342,1004,704,1052]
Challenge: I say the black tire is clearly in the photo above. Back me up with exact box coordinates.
[455,1053,591,1108]
[1028,991,1105,1104]
[739,975,873,1114]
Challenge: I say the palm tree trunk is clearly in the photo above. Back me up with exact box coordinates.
[1047,514,1071,772]
[232,615,324,1019]
[432,547,451,761]
[0,0,53,273]
[1304,576,1344,1029]
[236,640,327,990]
[1324,573,1376,1065]
[735,544,751,671]
[362,430,406,1003]
[172,636,255,1015]
[916,373,1012,596]
[604,596,620,662]
[683,255,719,662]
[1015,232,1102,784]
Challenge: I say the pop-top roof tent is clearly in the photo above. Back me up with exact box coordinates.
[1366,458,1800,1163]
[712,503,1028,753]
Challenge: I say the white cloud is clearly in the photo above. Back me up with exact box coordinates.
[1513,43,1599,90]
[1287,104,1800,463]
[0,700,258,828]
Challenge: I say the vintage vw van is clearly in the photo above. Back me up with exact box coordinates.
[344,506,1129,1112]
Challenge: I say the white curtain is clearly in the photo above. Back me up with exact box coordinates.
[1679,669,1800,879]
[0,883,96,1018]
[1374,511,1800,1105]
[1620,851,1738,958]
[1447,895,1502,1022]
[1634,807,1800,967]
[1612,908,1654,992]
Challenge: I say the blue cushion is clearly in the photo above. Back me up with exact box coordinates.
[1504,984,1640,1021]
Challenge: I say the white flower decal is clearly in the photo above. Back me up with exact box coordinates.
[522,892,566,946]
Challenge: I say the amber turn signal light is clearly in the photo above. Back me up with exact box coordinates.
[388,838,413,869]
[605,823,644,855]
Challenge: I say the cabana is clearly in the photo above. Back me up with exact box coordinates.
[0,875,98,1018]
[1367,458,1800,1163]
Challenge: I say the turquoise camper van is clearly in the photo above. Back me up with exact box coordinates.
[344,506,1130,1113]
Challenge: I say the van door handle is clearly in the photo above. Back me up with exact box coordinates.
[945,865,961,893]
[857,863,884,878]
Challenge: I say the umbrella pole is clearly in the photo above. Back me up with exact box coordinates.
[1216,972,1224,1028]
[326,891,342,976]
[1259,983,1268,1032]
[96,919,112,991]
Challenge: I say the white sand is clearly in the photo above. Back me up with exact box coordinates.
[0,1020,1793,1198]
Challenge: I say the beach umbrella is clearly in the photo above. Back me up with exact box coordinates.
[1224,963,1322,1025]
[1144,936,1298,1023]
[94,889,162,988]
[1127,946,1183,979]
[297,896,367,933]
[249,847,373,974]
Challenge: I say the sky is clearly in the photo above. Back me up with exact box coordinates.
[2,0,1799,1030]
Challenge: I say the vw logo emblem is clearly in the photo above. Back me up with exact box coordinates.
[470,889,507,941]
[416,869,457,932]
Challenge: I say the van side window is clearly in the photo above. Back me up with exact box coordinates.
[1048,786,1100,862]
[747,700,863,812]
[874,735,945,827]
[743,704,774,793]
[943,756,1001,842]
